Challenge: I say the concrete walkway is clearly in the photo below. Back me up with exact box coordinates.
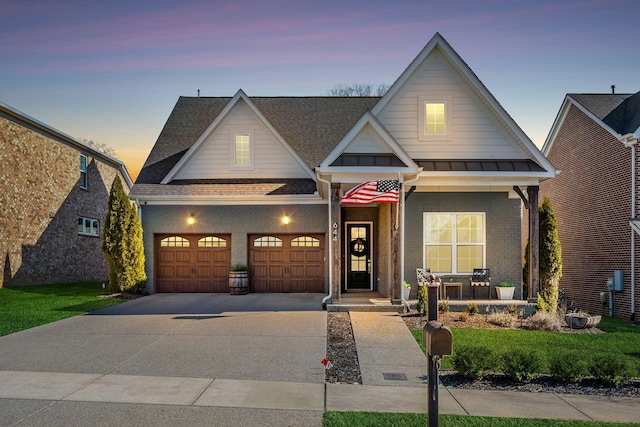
[0,295,638,426]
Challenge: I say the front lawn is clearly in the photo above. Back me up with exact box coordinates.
[0,282,126,337]
[324,412,639,426]
[411,316,640,374]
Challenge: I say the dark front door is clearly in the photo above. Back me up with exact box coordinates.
[346,223,371,290]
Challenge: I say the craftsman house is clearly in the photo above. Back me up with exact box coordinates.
[130,33,555,303]
[541,91,640,320]
[0,102,133,287]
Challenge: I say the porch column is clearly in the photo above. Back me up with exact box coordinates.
[528,185,540,302]
[391,201,401,303]
[330,183,342,303]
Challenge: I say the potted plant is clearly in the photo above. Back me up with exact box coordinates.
[402,281,411,300]
[229,264,249,295]
[495,281,516,300]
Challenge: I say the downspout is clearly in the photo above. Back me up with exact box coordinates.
[317,174,333,308]
[632,145,636,320]
[400,173,421,312]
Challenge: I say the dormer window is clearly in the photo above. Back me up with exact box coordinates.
[419,96,451,140]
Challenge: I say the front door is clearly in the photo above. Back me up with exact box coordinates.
[345,223,372,290]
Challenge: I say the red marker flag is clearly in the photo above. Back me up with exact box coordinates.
[341,180,400,205]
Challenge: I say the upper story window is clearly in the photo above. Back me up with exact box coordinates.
[234,134,250,167]
[79,155,87,189]
[425,103,445,134]
[78,217,99,236]
[419,96,451,141]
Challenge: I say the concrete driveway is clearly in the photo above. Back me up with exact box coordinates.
[0,293,327,382]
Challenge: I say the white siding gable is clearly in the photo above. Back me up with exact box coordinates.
[376,48,528,160]
[343,124,393,154]
[174,99,309,180]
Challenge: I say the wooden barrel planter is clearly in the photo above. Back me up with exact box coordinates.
[229,271,249,295]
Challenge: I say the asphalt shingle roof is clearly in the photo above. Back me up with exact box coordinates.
[570,92,640,135]
[135,96,380,185]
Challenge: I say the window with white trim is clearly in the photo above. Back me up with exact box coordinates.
[423,212,485,274]
[78,217,99,236]
[418,96,451,140]
[80,155,87,188]
[234,134,250,167]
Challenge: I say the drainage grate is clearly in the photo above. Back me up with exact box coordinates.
[382,372,408,381]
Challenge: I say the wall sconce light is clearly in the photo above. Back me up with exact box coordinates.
[187,213,195,225]
[282,214,290,225]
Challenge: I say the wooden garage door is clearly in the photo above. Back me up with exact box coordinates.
[249,234,325,293]
[155,234,231,292]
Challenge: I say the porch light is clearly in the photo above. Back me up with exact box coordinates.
[187,213,195,225]
[282,214,290,225]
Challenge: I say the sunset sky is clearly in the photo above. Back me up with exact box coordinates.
[2,0,638,180]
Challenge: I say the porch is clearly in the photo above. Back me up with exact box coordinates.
[326,291,536,316]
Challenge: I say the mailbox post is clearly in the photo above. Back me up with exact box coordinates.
[423,281,452,427]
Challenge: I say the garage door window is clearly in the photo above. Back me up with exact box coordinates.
[198,236,227,247]
[291,236,320,247]
[160,236,190,247]
[254,236,282,247]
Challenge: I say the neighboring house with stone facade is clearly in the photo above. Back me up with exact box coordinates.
[541,91,640,321]
[0,102,133,287]
[130,33,556,303]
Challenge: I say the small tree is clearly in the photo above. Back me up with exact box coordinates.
[325,83,389,97]
[102,176,146,293]
[537,196,562,313]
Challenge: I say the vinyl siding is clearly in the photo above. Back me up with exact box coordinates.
[175,100,309,179]
[377,49,527,160]
[344,125,392,154]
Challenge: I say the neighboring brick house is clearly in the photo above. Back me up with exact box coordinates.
[131,33,556,302]
[541,91,640,320]
[0,102,133,287]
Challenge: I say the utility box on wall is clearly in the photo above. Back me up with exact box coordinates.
[608,270,624,292]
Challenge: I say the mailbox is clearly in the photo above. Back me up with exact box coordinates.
[423,320,453,356]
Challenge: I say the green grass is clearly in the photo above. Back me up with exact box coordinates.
[0,282,126,336]
[324,412,639,426]
[411,316,640,373]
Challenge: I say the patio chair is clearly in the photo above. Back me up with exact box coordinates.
[470,268,491,300]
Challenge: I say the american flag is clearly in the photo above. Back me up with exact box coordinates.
[341,180,400,205]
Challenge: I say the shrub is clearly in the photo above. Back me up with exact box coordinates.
[467,302,479,315]
[487,310,517,328]
[502,349,545,383]
[451,345,496,380]
[458,312,470,322]
[549,352,589,382]
[416,283,428,316]
[590,354,634,387]
[528,312,562,331]
[439,298,450,313]
[506,304,519,316]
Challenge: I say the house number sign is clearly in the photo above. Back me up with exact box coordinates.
[332,222,338,241]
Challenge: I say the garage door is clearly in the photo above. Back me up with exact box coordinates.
[155,234,231,292]
[249,234,325,292]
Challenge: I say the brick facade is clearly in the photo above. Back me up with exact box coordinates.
[404,192,523,299]
[541,104,635,319]
[0,111,127,287]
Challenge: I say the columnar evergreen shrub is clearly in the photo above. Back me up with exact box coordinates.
[102,177,146,293]
[416,283,428,316]
[451,345,496,380]
[549,352,588,382]
[537,196,562,314]
[501,349,546,383]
